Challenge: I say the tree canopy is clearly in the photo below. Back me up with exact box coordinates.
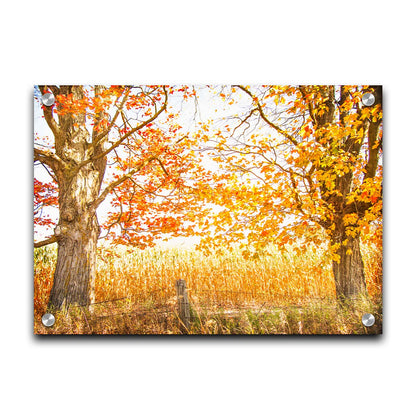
[34,84,382,307]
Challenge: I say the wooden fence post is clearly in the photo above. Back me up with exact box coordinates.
[175,279,190,332]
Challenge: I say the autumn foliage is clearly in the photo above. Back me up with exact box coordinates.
[34,84,382,330]
[193,86,382,252]
[34,178,58,231]
[188,85,382,300]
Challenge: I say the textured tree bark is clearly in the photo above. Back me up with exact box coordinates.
[43,86,107,311]
[331,233,367,300]
[47,158,104,310]
[306,84,378,302]
[48,212,100,310]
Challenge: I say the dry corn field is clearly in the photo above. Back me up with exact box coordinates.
[34,243,382,335]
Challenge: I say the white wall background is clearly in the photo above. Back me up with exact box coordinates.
[1,1,414,415]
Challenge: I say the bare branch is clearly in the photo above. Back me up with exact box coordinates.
[34,235,58,248]
[236,85,299,146]
[36,160,58,182]
[154,157,170,176]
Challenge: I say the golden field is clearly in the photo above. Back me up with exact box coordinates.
[34,243,382,335]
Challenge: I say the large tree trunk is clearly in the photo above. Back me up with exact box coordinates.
[47,157,104,311]
[331,229,367,301]
[45,86,107,311]
[305,85,378,301]
[48,212,100,310]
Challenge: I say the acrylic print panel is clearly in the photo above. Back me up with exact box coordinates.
[34,85,383,335]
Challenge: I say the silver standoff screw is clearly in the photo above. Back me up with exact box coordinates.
[41,92,55,106]
[362,313,375,327]
[41,313,56,327]
[362,92,375,106]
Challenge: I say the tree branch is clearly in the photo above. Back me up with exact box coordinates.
[34,147,66,172]
[89,155,160,211]
[236,85,299,146]
[364,86,382,180]
[299,86,318,125]
[92,87,132,146]
[38,85,61,137]
[34,235,57,248]
[79,86,169,173]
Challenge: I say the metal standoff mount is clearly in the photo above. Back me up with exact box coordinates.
[362,92,375,106]
[41,92,55,106]
[41,313,56,327]
[362,313,375,327]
